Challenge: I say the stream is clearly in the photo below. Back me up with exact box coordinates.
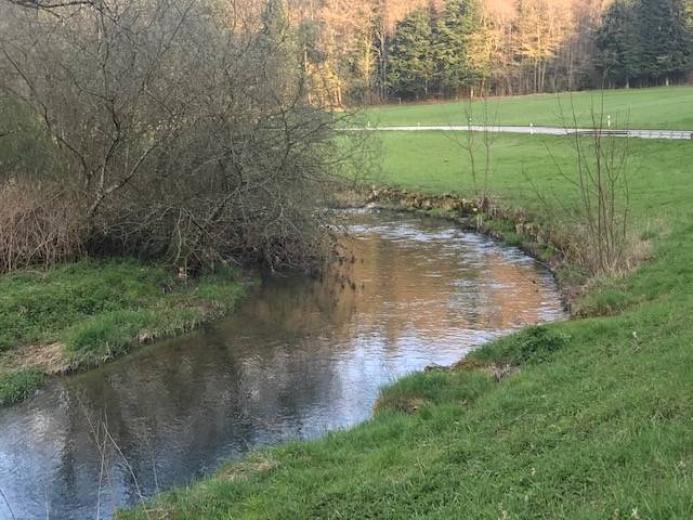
[0,210,565,519]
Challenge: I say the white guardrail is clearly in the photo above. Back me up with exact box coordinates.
[345,126,693,141]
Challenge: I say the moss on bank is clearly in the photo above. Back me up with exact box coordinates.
[0,259,246,406]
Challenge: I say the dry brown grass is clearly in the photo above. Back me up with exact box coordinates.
[0,181,84,273]
[216,454,280,482]
[1,342,69,375]
[373,396,432,416]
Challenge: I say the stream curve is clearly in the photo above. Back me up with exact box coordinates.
[0,210,565,520]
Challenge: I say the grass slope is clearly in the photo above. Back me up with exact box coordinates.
[121,127,693,518]
[366,86,693,130]
[0,260,245,406]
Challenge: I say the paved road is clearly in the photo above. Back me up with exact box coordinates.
[349,125,693,141]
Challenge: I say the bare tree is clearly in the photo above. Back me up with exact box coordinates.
[529,90,632,275]
[3,0,93,9]
[567,94,631,273]
[463,95,497,208]
[0,0,349,273]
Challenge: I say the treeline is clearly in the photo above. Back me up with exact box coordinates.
[597,0,692,88]
[287,0,693,104]
[0,0,360,274]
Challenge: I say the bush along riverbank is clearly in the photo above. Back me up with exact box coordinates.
[0,260,247,406]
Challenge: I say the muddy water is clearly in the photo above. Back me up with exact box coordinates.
[0,210,565,519]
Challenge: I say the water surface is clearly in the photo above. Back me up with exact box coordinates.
[0,210,565,519]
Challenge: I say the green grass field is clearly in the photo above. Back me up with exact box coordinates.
[366,86,693,130]
[373,132,691,222]
[0,260,245,406]
[121,99,693,519]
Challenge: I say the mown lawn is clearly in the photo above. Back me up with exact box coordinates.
[120,124,693,518]
[0,260,245,406]
[366,86,693,130]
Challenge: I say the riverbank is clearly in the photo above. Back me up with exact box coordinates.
[121,130,693,517]
[0,260,246,406]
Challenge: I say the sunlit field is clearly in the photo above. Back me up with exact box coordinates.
[366,86,693,130]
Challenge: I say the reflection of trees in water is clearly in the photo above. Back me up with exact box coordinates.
[217,220,548,348]
[9,344,251,517]
[42,324,350,516]
[484,252,551,328]
[333,229,488,344]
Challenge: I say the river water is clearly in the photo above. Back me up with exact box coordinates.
[0,210,565,519]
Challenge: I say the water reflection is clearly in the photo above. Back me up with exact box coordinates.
[0,210,564,519]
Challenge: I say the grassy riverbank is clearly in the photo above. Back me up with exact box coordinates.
[0,260,245,406]
[121,126,693,518]
[367,86,693,130]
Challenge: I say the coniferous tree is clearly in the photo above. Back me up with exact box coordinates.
[686,0,693,70]
[595,0,641,88]
[636,0,690,85]
[433,0,474,96]
[261,0,289,43]
[387,8,436,99]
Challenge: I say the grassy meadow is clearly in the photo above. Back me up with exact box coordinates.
[122,89,693,518]
[373,131,691,221]
[0,260,245,406]
[366,86,693,130]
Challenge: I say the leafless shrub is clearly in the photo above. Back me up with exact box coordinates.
[0,0,352,273]
[442,94,497,211]
[463,95,497,208]
[529,90,632,276]
[0,181,84,272]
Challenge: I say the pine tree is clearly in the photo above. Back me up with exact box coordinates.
[387,9,436,99]
[433,0,474,96]
[595,0,641,88]
[636,0,690,85]
[686,0,693,70]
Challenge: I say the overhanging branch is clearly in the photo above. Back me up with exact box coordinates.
[3,0,94,10]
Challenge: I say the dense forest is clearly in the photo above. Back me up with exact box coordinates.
[285,0,693,104]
